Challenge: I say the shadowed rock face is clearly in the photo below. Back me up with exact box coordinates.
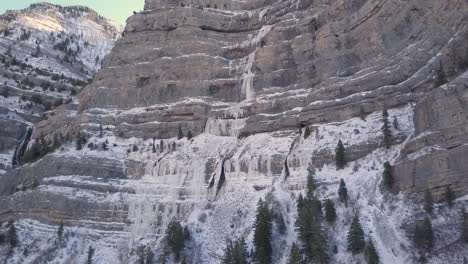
[1,0,467,263]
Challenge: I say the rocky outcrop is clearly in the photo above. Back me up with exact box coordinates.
[1,0,467,263]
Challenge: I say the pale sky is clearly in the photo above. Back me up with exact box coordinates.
[0,0,145,25]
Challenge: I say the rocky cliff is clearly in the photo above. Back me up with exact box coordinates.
[0,0,467,263]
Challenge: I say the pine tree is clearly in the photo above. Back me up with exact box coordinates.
[288,243,303,264]
[152,141,156,153]
[101,139,108,151]
[146,248,155,264]
[99,124,103,138]
[435,62,447,87]
[325,199,337,223]
[75,132,83,150]
[462,208,468,243]
[87,246,95,264]
[422,218,434,250]
[253,199,273,264]
[160,140,164,151]
[7,222,17,248]
[295,198,329,264]
[304,126,311,139]
[223,238,248,264]
[306,165,317,199]
[335,140,346,169]
[382,109,392,149]
[277,213,286,235]
[338,179,348,205]
[365,239,380,264]
[178,127,184,140]
[347,215,365,254]
[57,220,64,240]
[187,130,193,140]
[165,219,185,261]
[444,185,455,208]
[424,190,434,214]
[382,161,394,189]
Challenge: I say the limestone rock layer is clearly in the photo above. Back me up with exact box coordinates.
[1,0,467,263]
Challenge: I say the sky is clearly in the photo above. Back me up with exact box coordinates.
[0,0,145,25]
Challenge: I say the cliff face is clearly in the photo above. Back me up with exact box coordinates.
[0,0,467,263]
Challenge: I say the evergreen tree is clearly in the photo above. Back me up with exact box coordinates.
[435,63,447,87]
[152,140,156,153]
[422,218,434,250]
[444,185,455,208]
[325,199,337,223]
[146,248,155,264]
[335,140,346,169]
[101,139,108,151]
[304,126,311,139]
[424,190,434,214]
[306,165,317,199]
[184,226,191,240]
[462,208,468,243]
[297,194,305,210]
[165,219,185,261]
[338,179,348,205]
[160,140,164,151]
[365,239,380,264]
[382,161,394,189]
[253,199,273,264]
[178,127,184,140]
[223,238,248,264]
[57,220,64,241]
[414,218,434,250]
[277,213,286,235]
[75,132,83,150]
[187,130,193,140]
[295,197,329,264]
[347,215,365,254]
[288,243,302,264]
[7,222,17,248]
[382,109,392,149]
[99,124,103,138]
[87,246,95,264]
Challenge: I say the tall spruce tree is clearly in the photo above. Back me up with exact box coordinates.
[422,218,434,250]
[444,185,455,208]
[306,165,317,199]
[435,62,447,87]
[325,199,337,223]
[288,243,303,264]
[338,179,348,205]
[365,239,380,264]
[295,197,328,263]
[382,161,394,189]
[99,124,103,138]
[178,127,184,140]
[461,208,468,243]
[253,199,273,264]
[87,246,95,264]
[382,109,392,149]
[223,238,248,264]
[187,130,193,140]
[165,219,185,261]
[7,222,17,248]
[335,140,346,169]
[57,220,64,241]
[424,190,434,214]
[304,126,311,139]
[347,215,365,254]
[152,141,156,153]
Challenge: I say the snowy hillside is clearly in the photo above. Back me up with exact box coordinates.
[0,3,121,173]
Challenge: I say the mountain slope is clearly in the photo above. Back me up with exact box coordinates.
[0,0,467,263]
[0,3,122,174]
